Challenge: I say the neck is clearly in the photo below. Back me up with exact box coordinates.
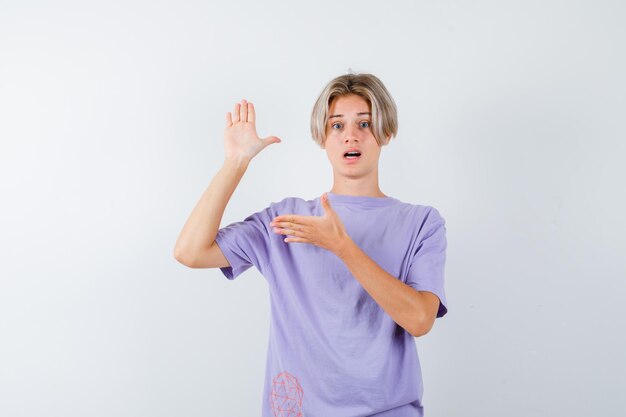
[329,178,386,198]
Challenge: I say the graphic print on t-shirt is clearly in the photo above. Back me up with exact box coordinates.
[269,371,304,417]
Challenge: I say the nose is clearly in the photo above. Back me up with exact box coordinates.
[344,124,359,142]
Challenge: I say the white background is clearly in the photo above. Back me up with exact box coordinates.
[1,0,625,416]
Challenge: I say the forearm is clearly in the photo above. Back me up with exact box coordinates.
[335,238,429,337]
[174,157,249,262]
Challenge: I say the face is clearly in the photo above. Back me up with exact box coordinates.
[323,94,383,178]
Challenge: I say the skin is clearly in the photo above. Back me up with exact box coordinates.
[269,94,441,337]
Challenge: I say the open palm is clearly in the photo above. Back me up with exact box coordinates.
[224,99,281,163]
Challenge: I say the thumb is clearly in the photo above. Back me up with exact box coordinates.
[260,135,281,148]
[321,192,334,213]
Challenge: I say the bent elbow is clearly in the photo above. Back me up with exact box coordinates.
[173,247,195,268]
[411,326,431,338]
[410,316,435,338]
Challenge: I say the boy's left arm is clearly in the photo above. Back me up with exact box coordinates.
[334,237,440,337]
[269,192,441,337]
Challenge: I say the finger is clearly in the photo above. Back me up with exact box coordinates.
[285,237,306,243]
[274,215,305,224]
[247,102,255,123]
[240,99,248,123]
[282,228,300,238]
[274,227,299,239]
[272,223,295,233]
[225,112,233,127]
[232,103,240,122]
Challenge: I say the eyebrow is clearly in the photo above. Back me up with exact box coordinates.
[329,112,371,119]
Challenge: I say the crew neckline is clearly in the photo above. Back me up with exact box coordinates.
[324,191,399,207]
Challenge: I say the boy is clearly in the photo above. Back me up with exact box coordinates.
[174,73,448,417]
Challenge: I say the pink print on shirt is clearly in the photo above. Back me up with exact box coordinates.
[270,371,304,417]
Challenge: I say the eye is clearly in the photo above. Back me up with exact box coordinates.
[359,121,371,128]
[331,122,342,129]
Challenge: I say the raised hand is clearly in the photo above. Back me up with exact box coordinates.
[224,99,281,165]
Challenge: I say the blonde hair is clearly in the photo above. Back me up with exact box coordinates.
[310,73,398,148]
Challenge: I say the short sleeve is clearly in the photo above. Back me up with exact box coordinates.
[406,207,448,318]
[214,205,273,280]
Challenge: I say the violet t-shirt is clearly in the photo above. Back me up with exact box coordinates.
[214,191,448,417]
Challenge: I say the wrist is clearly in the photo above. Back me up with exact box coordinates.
[334,234,355,260]
[223,157,250,171]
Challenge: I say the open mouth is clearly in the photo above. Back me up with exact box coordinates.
[343,151,362,160]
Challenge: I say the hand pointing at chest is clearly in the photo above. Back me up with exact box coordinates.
[270,192,350,255]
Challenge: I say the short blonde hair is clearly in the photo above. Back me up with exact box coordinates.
[310,73,398,148]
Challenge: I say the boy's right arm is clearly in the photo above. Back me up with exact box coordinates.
[173,99,281,269]
[173,159,249,268]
